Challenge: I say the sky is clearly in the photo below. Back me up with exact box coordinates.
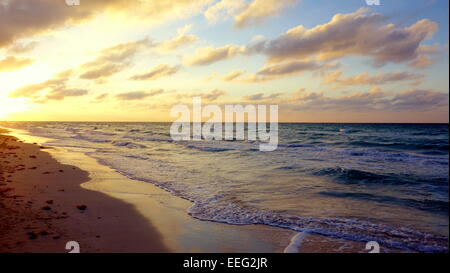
[0,0,448,122]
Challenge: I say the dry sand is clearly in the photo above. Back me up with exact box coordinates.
[0,131,167,252]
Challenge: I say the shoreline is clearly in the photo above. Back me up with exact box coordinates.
[0,128,296,253]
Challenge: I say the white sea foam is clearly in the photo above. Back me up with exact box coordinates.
[284,232,309,253]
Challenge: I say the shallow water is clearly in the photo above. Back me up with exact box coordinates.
[1,122,448,252]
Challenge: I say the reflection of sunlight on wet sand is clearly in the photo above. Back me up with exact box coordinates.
[0,127,52,144]
[0,98,29,120]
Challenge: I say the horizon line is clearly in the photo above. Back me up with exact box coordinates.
[1,120,449,125]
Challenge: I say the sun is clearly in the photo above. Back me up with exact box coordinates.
[0,97,29,120]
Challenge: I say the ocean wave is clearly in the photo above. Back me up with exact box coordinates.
[111,141,147,149]
[185,145,234,152]
[348,140,448,152]
[279,143,308,148]
[188,193,448,253]
[73,134,111,143]
[275,165,298,170]
[312,167,448,187]
[319,191,449,214]
[314,167,394,184]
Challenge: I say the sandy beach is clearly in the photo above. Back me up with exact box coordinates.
[0,129,168,252]
[0,128,296,253]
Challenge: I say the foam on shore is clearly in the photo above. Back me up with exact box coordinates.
[284,232,309,253]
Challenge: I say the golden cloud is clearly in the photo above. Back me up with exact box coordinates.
[253,9,438,65]
[234,0,297,28]
[78,38,151,81]
[0,56,34,72]
[154,25,198,53]
[0,0,210,48]
[321,70,424,87]
[183,45,246,66]
[116,89,164,100]
[129,64,180,81]
[8,69,88,102]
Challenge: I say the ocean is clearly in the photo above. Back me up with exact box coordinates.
[1,122,448,252]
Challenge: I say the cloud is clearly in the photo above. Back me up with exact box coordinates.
[45,88,88,101]
[7,40,39,54]
[321,70,424,87]
[9,77,65,98]
[154,25,198,53]
[78,38,151,81]
[291,88,448,112]
[249,9,439,66]
[84,39,151,66]
[0,0,211,49]
[130,64,180,81]
[9,69,89,102]
[204,0,296,27]
[79,63,126,80]
[204,60,330,83]
[176,89,227,101]
[235,61,339,82]
[187,9,439,68]
[222,69,246,81]
[407,44,445,69]
[417,44,443,55]
[116,89,164,100]
[0,56,34,72]
[204,0,246,24]
[257,60,330,76]
[204,61,338,83]
[289,87,385,111]
[388,89,449,111]
[183,45,246,66]
[0,0,121,48]
[243,92,283,101]
[409,55,438,69]
[202,89,227,101]
[234,0,297,28]
[95,93,108,101]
